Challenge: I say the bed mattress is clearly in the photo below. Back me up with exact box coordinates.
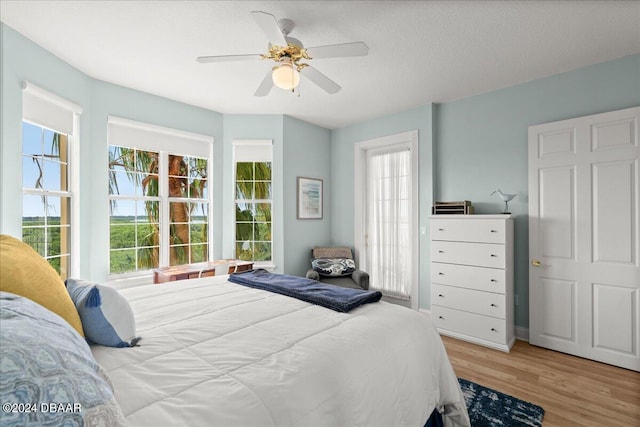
[92,276,469,426]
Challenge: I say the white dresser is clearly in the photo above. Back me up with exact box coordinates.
[430,215,515,352]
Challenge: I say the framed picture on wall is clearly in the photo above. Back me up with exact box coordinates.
[297,177,323,219]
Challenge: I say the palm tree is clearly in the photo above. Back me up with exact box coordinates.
[109,148,208,270]
[235,161,272,261]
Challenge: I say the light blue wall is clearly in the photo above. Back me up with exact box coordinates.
[1,23,333,284]
[1,23,92,269]
[1,23,222,282]
[435,54,640,328]
[331,105,435,309]
[0,24,91,241]
[283,115,332,276]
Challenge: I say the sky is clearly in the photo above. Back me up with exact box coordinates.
[22,121,209,219]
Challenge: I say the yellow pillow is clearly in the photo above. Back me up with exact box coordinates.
[0,234,84,336]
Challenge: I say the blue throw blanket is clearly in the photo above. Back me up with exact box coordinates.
[228,269,382,312]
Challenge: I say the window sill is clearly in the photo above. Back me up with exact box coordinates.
[104,273,154,291]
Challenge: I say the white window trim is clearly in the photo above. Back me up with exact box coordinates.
[232,139,274,267]
[107,116,214,278]
[22,81,82,277]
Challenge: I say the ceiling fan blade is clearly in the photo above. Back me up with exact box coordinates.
[306,42,369,59]
[254,70,274,97]
[251,11,287,46]
[196,54,261,63]
[302,66,341,94]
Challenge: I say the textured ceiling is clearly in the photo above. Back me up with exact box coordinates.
[1,1,639,129]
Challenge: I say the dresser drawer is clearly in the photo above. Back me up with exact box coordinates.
[432,284,506,318]
[430,219,506,243]
[432,305,507,345]
[431,262,506,294]
[431,241,506,269]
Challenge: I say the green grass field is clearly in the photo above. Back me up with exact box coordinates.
[23,216,270,275]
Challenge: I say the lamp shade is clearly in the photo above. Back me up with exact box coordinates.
[272,62,300,90]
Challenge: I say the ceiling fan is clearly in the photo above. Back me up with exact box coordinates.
[196,11,369,96]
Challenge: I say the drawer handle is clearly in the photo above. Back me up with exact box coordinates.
[491,328,497,332]
[490,229,498,233]
[438,272,445,275]
[490,303,497,307]
[438,228,444,231]
[490,279,497,282]
[438,316,444,319]
[438,250,444,254]
[438,294,444,297]
[490,254,497,257]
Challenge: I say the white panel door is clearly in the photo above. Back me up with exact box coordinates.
[529,106,640,371]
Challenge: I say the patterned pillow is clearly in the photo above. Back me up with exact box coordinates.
[312,258,356,277]
[0,291,126,426]
[65,279,140,348]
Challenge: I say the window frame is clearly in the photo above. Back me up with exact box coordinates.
[107,116,214,278]
[21,81,82,279]
[232,139,273,266]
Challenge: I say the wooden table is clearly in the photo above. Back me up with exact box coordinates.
[153,260,254,284]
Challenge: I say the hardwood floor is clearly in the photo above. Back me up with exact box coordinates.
[441,336,640,426]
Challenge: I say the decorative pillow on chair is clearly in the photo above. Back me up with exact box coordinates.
[0,234,84,336]
[312,258,356,277]
[65,279,140,348]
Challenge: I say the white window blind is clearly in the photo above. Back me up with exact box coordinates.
[233,139,273,162]
[108,116,212,157]
[22,81,82,134]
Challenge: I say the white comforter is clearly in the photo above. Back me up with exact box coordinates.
[92,276,469,427]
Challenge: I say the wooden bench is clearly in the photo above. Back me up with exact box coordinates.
[153,260,254,284]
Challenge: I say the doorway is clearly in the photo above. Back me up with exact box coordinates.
[354,130,419,308]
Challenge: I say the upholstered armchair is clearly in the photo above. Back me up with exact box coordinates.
[305,246,369,290]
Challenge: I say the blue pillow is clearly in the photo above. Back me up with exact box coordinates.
[65,279,140,348]
[312,258,356,277]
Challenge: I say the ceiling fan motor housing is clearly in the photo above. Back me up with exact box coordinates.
[278,18,295,36]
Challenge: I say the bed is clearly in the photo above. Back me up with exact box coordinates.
[90,274,470,426]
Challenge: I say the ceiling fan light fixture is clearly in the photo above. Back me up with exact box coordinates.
[272,62,300,90]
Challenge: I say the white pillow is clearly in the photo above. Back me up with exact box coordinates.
[65,279,139,348]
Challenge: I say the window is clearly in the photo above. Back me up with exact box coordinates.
[108,146,161,273]
[167,154,209,265]
[233,140,272,263]
[22,82,82,279]
[107,117,213,275]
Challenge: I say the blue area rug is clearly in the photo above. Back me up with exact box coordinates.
[458,378,545,426]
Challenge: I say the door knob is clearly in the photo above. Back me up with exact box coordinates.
[531,259,542,267]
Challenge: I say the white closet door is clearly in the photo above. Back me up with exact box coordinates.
[528,106,640,371]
